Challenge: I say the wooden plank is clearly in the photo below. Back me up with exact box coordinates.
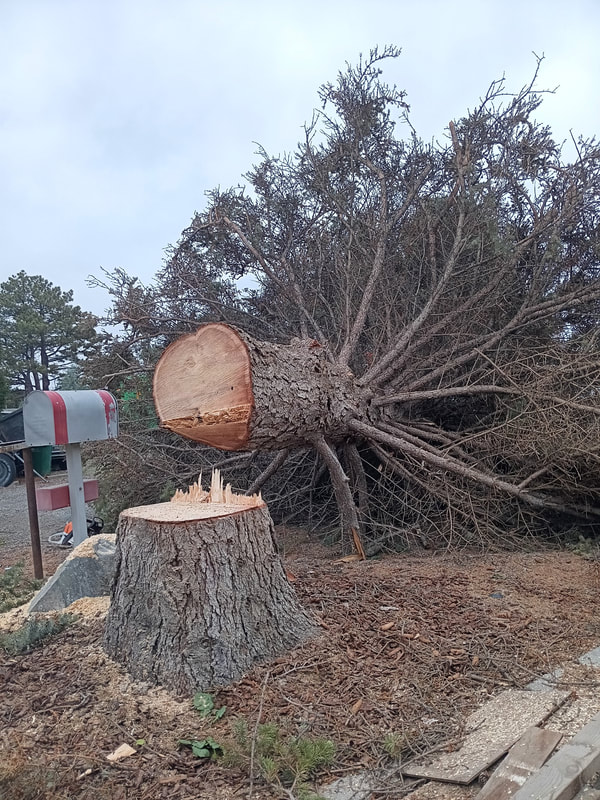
[512,712,600,800]
[573,788,600,799]
[476,726,562,799]
[402,689,568,785]
[35,479,99,510]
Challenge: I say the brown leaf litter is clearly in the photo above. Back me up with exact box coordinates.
[1,531,600,799]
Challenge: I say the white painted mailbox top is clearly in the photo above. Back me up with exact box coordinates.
[23,390,119,446]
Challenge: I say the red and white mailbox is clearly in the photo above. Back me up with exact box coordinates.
[23,390,118,446]
[23,390,118,545]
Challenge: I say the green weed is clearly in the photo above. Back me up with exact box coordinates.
[0,614,77,655]
[178,736,224,759]
[192,691,226,720]
[0,562,43,613]
[221,718,333,799]
[383,732,407,759]
[566,533,600,560]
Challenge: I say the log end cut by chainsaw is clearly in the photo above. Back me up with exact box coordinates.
[154,323,367,453]
[153,323,253,450]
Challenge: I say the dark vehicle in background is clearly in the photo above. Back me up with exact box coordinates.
[0,409,66,487]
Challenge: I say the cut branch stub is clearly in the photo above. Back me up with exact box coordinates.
[153,323,365,451]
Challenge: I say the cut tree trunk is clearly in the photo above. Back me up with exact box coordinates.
[153,323,367,451]
[104,474,316,695]
[152,322,375,553]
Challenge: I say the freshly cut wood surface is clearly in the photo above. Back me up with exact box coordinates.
[124,470,265,522]
[170,468,263,507]
[153,323,253,449]
[123,502,263,523]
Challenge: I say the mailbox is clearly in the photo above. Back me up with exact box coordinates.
[23,390,118,446]
[21,389,119,549]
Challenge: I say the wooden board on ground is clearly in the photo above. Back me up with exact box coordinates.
[402,689,568,785]
[573,789,600,799]
[512,712,600,800]
[475,726,562,799]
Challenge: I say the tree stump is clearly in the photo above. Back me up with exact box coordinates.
[103,474,316,695]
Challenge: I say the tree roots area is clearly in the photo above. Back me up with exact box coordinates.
[2,529,600,800]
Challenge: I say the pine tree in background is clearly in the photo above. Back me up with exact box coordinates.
[0,271,98,396]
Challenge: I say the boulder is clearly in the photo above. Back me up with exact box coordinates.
[28,535,116,613]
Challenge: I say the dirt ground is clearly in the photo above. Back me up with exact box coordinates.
[2,520,600,799]
[0,471,100,576]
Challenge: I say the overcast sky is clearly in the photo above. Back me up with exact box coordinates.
[1,0,598,319]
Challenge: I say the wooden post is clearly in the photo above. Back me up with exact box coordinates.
[22,447,43,580]
[104,473,316,695]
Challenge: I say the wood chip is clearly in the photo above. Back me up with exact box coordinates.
[106,743,137,762]
[351,698,363,714]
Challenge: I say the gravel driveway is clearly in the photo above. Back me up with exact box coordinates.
[0,471,101,570]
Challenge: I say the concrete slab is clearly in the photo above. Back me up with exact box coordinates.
[579,647,600,668]
[527,668,565,692]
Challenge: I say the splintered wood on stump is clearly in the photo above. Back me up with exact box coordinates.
[152,322,366,451]
[103,474,316,695]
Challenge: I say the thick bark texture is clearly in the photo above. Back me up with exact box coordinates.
[153,323,366,451]
[104,500,316,695]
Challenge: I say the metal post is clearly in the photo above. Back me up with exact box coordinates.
[22,447,44,579]
[65,442,87,546]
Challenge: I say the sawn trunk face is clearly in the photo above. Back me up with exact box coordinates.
[153,323,366,451]
[103,502,316,695]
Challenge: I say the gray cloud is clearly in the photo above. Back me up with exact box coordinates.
[0,0,598,316]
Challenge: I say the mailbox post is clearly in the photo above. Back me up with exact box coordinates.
[23,390,118,546]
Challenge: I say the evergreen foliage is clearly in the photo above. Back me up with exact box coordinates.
[0,271,97,394]
[86,49,600,546]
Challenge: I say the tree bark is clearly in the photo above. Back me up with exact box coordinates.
[104,497,316,695]
[153,323,366,451]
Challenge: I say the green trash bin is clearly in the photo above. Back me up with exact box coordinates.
[32,445,53,476]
